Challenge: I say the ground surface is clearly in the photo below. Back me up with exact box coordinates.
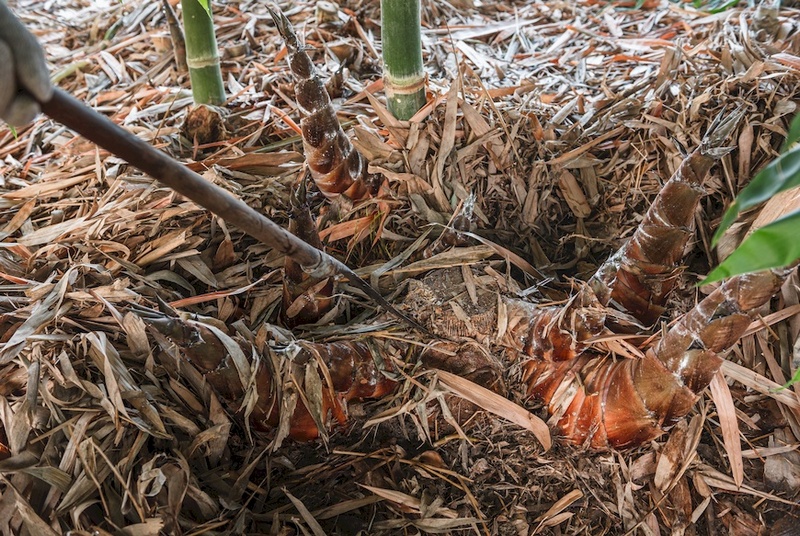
[1,0,800,534]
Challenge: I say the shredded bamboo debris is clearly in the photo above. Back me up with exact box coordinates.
[1,0,799,534]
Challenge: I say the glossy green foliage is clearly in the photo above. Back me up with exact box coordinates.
[704,114,800,285]
[712,114,800,247]
[703,210,800,284]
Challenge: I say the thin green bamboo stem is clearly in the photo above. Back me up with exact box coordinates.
[381,0,426,120]
[181,0,225,105]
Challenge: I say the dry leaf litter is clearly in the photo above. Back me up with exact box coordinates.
[1,0,800,534]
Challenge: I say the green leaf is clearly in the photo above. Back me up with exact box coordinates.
[708,0,740,13]
[691,0,740,12]
[702,209,800,285]
[783,112,800,152]
[776,366,800,391]
[712,143,800,246]
[195,0,211,17]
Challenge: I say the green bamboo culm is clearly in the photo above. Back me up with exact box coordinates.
[181,0,225,105]
[381,0,426,120]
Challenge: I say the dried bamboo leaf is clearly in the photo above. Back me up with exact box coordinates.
[1,171,94,200]
[313,495,384,520]
[283,488,328,536]
[721,360,800,411]
[86,332,169,437]
[436,370,551,450]
[115,518,165,535]
[557,170,591,218]
[5,480,60,536]
[360,484,458,518]
[709,371,744,488]
[459,98,507,169]
[0,198,36,239]
[202,323,252,392]
[698,465,798,506]
[1,269,75,364]
[533,489,582,525]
